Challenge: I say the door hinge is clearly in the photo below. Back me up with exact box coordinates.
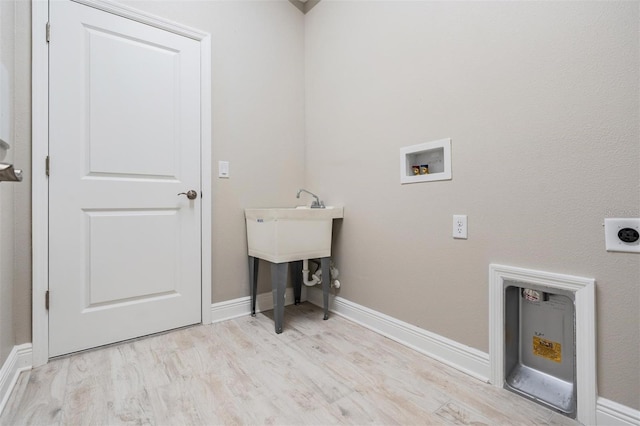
[46,22,50,43]
[45,290,50,310]
[45,156,50,177]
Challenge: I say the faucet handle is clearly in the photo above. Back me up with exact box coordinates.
[310,199,325,209]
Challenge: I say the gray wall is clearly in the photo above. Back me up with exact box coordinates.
[0,0,34,368]
[305,1,639,410]
[0,0,30,368]
[0,0,17,366]
[5,0,639,412]
[12,0,32,356]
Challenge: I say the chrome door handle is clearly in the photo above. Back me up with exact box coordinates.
[178,190,198,200]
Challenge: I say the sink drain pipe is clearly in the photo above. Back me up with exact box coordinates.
[302,259,341,288]
[302,259,321,287]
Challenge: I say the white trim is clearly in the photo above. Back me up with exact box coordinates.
[0,344,33,415]
[31,0,50,368]
[597,397,640,426]
[305,287,490,382]
[488,264,597,425]
[199,29,213,327]
[211,287,304,324]
[31,0,212,364]
[3,302,639,426]
[71,0,207,40]
[304,287,635,426]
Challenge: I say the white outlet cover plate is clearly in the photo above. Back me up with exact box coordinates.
[604,218,640,253]
[453,214,467,239]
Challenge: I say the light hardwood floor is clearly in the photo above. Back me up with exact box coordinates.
[1,303,578,425]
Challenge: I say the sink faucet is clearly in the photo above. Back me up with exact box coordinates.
[296,189,325,208]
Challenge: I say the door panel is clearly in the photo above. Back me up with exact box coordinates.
[49,0,202,357]
[86,25,180,178]
[85,209,180,306]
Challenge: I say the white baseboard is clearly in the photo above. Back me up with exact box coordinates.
[305,288,640,425]
[0,344,32,415]
[305,287,490,382]
[597,397,640,426]
[210,287,305,323]
[3,296,639,425]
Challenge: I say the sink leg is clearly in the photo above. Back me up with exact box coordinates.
[321,257,330,320]
[249,256,259,317]
[292,260,302,305]
[271,262,288,334]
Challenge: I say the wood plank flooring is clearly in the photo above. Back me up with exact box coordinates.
[1,303,579,425]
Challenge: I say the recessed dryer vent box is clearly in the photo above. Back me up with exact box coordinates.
[400,138,451,184]
[504,282,576,418]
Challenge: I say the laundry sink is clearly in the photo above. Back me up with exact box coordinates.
[245,206,344,263]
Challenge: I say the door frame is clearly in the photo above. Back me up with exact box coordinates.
[31,0,212,366]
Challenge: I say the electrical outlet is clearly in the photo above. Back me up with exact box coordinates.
[453,215,467,239]
[604,218,640,253]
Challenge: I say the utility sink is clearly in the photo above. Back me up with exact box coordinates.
[245,206,344,263]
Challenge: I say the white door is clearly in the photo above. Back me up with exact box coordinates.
[49,0,202,357]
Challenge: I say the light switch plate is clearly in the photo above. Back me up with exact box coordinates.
[604,218,640,253]
[218,161,229,178]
